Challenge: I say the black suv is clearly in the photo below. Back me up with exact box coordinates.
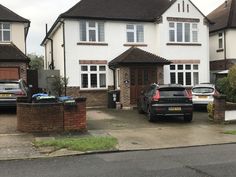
[138,84,193,122]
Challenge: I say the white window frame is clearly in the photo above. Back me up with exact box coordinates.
[169,64,199,86]
[80,64,107,90]
[168,22,198,43]
[79,21,105,43]
[0,23,11,42]
[116,69,120,90]
[218,32,224,49]
[126,24,144,43]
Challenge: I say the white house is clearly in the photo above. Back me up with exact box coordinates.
[41,0,210,108]
[0,4,30,81]
[207,0,236,82]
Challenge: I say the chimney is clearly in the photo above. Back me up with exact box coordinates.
[45,24,48,35]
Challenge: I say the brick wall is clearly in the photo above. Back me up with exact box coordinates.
[0,62,28,81]
[17,103,64,133]
[67,87,108,107]
[213,95,226,123]
[17,98,87,133]
[210,59,236,71]
[119,67,131,108]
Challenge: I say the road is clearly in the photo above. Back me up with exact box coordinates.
[1,144,236,177]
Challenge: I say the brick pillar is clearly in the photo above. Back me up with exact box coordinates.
[63,97,87,132]
[119,67,130,109]
[213,95,226,123]
[157,66,164,84]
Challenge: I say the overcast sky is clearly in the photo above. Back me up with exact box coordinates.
[0,0,225,56]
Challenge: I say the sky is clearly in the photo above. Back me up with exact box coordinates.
[0,0,225,56]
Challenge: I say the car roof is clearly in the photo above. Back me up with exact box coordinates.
[193,83,215,88]
[151,84,185,89]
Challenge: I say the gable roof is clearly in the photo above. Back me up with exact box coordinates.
[61,0,176,22]
[109,47,171,68]
[207,0,236,33]
[0,43,30,62]
[0,4,30,23]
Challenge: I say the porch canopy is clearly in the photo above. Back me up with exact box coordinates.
[109,47,171,68]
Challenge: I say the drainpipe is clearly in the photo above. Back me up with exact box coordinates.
[48,38,55,70]
[224,30,227,70]
[59,20,67,96]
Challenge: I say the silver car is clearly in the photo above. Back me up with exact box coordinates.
[0,79,29,107]
[192,84,216,106]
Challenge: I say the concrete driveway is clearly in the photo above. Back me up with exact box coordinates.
[87,109,236,150]
[0,108,17,134]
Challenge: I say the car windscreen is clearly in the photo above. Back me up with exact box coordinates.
[159,88,187,97]
[192,87,214,94]
[0,83,20,91]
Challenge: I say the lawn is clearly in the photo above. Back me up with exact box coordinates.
[34,136,118,152]
[224,130,236,135]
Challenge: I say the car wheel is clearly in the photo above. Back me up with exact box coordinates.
[147,106,155,122]
[184,114,193,122]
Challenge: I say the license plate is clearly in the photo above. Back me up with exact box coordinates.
[198,96,207,99]
[168,107,181,111]
[0,94,12,97]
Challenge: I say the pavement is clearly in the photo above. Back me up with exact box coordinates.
[1,108,236,160]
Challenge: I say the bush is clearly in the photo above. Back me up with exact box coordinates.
[51,76,68,97]
[207,103,214,120]
[228,65,236,89]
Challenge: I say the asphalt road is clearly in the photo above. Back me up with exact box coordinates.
[1,144,236,177]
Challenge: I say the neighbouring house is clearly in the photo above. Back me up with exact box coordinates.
[41,0,210,108]
[0,4,30,81]
[207,0,236,83]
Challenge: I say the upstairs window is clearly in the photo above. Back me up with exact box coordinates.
[0,23,10,42]
[169,22,198,43]
[218,32,224,49]
[126,24,144,43]
[79,21,105,42]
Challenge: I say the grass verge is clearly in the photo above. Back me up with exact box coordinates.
[34,136,118,152]
[224,130,236,135]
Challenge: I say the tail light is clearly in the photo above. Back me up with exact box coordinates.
[15,91,26,96]
[152,90,160,101]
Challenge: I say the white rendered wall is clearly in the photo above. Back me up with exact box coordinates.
[226,30,236,59]
[11,23,26,53]
[209,33,224,61]
[160,0,210,84]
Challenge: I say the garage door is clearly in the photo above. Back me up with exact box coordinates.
[0,67,19,80]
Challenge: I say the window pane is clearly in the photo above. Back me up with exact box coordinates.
[89,30,96,41]
[219,38,223,49]
[81,74,88,88]
[193,72,199,85]
[136,25,144,42]
[91,74,97,88]
[127,24,134,30]
[169,22,175,28]
[3,31,10,41]
[3,24,10,29]
[99,74,106,88]
[186,72,191,85]
[177,23,183,42]
[90,66,97,71]
[192,24,198,29]
[170,73,176,84]
[185,65,191,70]
[98,22,105,42]
[89,21,96,27]
[127,32,134,42]
[170,65,175,70]
[193,65,198,70]
[99,66,106,71]
[185,23,190,42]
[0,30,2,41]
[80,21,86,41]
[178,65,183,70]
[169,30,175,42]
[81,66,88,71]
[192,31,198,42]
[178,73,184,85]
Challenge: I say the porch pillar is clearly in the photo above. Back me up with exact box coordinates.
[120,66,131,109]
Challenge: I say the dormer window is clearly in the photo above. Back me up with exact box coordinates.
[0,23,11,42]
[126,24,144,43]
[79,21,105,42]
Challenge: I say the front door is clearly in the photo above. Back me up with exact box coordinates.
[130,67,157,105]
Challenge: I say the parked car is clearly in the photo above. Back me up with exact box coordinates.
[138,84,193,122]
[192,84,216,106]
[0,79,29,107]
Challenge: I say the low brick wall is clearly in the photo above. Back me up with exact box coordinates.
[17,98,87,133]
[17,103,64,133]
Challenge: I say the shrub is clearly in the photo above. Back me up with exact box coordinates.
[228,65,236,89]
[207,103,214,120]
[51,76,68,97]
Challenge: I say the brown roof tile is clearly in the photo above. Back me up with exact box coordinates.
[0,44,29,62]
[207,0,236,33]
[109,47,171,68]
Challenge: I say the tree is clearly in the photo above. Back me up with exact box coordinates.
[228,64,236,89]
[28,53,44,70]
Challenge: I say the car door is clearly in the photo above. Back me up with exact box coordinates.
[143,85,156,112]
